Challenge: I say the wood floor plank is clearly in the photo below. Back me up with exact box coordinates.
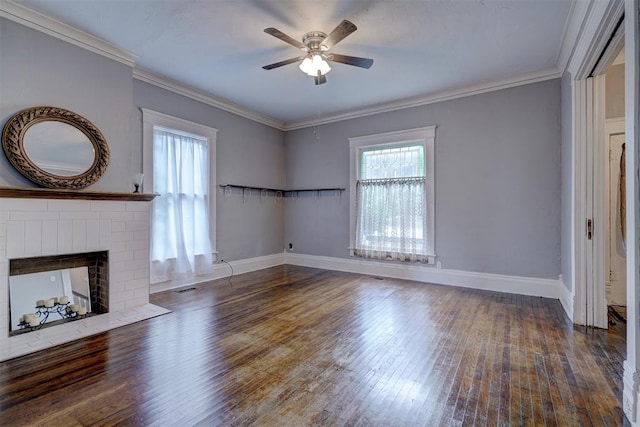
[0,265,629,426]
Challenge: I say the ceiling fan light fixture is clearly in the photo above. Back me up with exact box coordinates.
[299,54,331,76]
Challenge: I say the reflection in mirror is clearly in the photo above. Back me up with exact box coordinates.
[23,122,96,176]
[9,267,91,332]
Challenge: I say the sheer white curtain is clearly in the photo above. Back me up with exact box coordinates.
[354,177,428,262]
[151,129,213,283]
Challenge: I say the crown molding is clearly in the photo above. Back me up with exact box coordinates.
[133,68,285,130]
[283,68,562,131]
[0,0,136,67]
[0,0,574,133]
[135,66,561,132]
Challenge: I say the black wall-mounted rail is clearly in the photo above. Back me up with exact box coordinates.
[219,184,345,197]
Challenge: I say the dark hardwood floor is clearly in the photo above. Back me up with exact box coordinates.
[0,265,627,426]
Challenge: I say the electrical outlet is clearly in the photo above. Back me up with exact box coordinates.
[288,243,293,252]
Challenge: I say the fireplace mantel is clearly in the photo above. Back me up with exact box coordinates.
[0,186,157,201]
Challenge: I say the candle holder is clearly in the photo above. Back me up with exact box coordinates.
[18,302,88,331]
[133,173,144,193]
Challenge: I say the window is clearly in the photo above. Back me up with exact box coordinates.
[142,109,217,284]
[349,127,436,263]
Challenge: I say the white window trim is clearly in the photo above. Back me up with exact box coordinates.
[141,108,218,255]
[348,126,436,263]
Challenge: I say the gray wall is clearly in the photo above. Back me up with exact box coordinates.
[133,81,285,261]
[560,71,573,291]
[285,79,562,279]
[1,16,563,278]
[0,18,285,262]
[606,63,625,118]
[0,18,134,191]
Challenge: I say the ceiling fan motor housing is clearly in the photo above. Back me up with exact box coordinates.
[302,32,329,53]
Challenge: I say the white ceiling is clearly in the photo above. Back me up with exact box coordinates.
[13,0,574,128]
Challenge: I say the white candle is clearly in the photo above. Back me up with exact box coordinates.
[78,307,87,316]
[28,319,39,327]
[69,304,79,312]
[24,313,35,322]
[44,299,55,308]
[59,296,69,305]
[36,300,45,307]
[52,297,59,304]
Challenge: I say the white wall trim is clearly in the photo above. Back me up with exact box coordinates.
[592,73,609,329]
[142,107,219,261]
[348,126,437,261]
[133,68,285,130]
[1,0,565,133]
[623,0,640,422]
[565,0,625,77]
[0,0,136,67]
[591,16,625,76]
[284,68,561,131]
[624,360,639,424]
[150,251,562,299]
[149,253,286,293]
[141,108,220,138]
[560,275,575,321]
[284,253,560,299]
[557,0,592,73]
[135,67,562,132]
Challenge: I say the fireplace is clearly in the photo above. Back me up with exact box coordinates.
[0,189,170,361]
[9,251,109,334]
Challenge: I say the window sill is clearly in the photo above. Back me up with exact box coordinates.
[348,248,436,265]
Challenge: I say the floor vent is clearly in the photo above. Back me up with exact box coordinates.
[175,287,197,293]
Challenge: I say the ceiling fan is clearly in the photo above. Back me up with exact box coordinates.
[262,20,374,85]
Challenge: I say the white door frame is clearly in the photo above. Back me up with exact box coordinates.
[570,0,638,422]
[570,1,624,328]
[622,0,640,422]
[592,74,608,329]
[573,76,608,328]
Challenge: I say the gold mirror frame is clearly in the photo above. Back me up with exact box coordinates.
[2,106,110,189]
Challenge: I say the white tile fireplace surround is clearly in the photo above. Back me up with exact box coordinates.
[0,189,170,362]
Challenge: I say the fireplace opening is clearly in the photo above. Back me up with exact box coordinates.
[8,251,109,335]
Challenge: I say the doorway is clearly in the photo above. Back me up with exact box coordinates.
[600,48,626,334]
[573,25,625,329]
[605,117,626,335]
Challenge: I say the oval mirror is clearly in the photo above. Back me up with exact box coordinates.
[2,106,110,189]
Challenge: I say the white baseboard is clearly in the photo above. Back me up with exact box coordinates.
[559,274,574,321]
[624,360,639,425]
[149,253,286,293]
[151,251,561,299]
[284,253,560,298]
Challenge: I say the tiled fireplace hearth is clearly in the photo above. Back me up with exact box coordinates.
[0,188,170,361]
